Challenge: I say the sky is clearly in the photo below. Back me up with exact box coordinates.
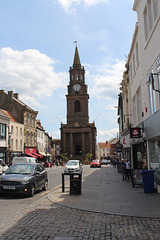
[0,0,137,142]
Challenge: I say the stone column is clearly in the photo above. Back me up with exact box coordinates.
[89,132,92,154]
[63,133,66,153]
[70,133,73,157]
[82,132,85,156]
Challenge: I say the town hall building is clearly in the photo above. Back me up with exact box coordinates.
[60,46,96,162]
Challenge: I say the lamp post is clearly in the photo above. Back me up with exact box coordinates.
[8,131,12,166]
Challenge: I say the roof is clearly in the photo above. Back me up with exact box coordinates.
[109,138,119,144]
[73,46,81,68]
[0,109,18,123]
[98,142,111,148]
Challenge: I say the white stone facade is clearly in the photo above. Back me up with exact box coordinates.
[119,0,160,173]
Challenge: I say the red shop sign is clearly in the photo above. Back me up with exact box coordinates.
[130,128,142,138]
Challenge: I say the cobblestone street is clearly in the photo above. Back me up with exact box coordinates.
[0,196,160,240]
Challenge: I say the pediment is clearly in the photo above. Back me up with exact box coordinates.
[63,121,92,129]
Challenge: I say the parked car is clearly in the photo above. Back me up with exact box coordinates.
[64,160,82,173]
[101,159,108,165]
[0,162,48,197]
[90,159,101,168]
[12,157,37,164]
[0,159,8,174]
[107,159,111,164]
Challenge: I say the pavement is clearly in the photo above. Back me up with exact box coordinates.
[0,165,160,239]
[48,165,160,218]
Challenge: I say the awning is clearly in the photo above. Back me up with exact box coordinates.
[39,151,51,156]
[32,152,43,158]
[26,153,38,159]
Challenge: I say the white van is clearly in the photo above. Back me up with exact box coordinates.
[12,157,37,164]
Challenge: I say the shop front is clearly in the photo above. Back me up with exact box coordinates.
[25,147,43,161]
[144,110,160,170]
[120,130,131,164]
[143,110,160,192]
[0,147,7,164]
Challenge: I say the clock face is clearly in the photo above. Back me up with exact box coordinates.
[73,84,81,92]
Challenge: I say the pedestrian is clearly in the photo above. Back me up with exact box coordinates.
[125,159,131,180]
[50,161,52,168]
[113,159,117,167]
[120,159,127,181]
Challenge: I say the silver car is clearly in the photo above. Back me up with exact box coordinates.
[64,160,82,173]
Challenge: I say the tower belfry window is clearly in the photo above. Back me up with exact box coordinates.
[75,74,78,80]
[75,100,80,112]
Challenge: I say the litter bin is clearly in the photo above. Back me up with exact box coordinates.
[70,172,82,195]
[141,170,155,193]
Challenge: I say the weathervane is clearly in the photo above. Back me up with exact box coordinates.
[74,41,77,47]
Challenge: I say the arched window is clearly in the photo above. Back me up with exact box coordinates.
[75,100,80,112]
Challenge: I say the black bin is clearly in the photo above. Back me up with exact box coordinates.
[70,172,82,195]
[141,170,155,193]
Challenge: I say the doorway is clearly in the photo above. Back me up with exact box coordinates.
[75,145,82,155]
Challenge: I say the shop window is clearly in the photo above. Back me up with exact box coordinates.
[149,82,156,114]
[149,139,160,169]
[0,153,5,163]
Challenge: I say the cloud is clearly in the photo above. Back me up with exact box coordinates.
[0,47,67,106]
[97,128,118,142]
[57,0,109,11]
[51,130,61,139]
[88,59,125,101]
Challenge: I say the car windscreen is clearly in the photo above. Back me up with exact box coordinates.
[6,164,34,174]
[66,161,79,166]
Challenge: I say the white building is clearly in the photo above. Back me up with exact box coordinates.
[1,109,24,162]
[0,109,10,164]
[119,0,160,174]
[97,142,111,160]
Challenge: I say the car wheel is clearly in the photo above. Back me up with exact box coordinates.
[42,180,48,191]
[29,184,35,197]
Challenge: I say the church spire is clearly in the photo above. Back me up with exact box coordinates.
[73,46,81,69]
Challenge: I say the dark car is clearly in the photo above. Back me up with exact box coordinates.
[90,159,101,168]
[0,163,48,197]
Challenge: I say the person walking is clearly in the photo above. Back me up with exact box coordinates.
[120,159,127,181]
[125,159,131,180]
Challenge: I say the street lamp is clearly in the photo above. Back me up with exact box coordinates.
[8,131,12,165]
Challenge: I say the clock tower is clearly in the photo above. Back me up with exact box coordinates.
[61,46,96,162]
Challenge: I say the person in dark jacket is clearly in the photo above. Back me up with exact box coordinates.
[120,159,127,181]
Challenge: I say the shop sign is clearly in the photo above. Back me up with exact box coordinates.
[130,128,142,138]
[120,135,130,148]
